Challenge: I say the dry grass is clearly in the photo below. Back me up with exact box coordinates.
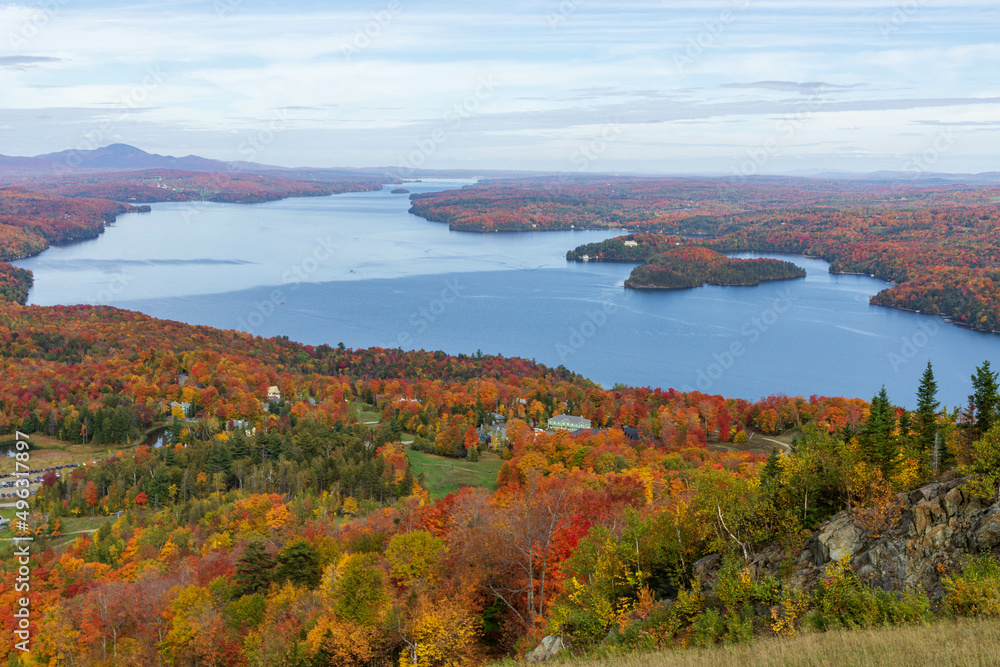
[547,619,1000,667]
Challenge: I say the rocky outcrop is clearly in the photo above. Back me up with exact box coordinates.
[525,635,566,663]
[786,478,1000,597]
[697,478,1000,599]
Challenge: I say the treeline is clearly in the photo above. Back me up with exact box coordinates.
[0,187,135,261]
[565,233,689,262]
[17,168,387,204]
[623,246,806,290]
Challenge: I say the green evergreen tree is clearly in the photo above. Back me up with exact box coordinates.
[762,448,782,481]
[276,538,322,589]
[914,360,941,468]
[208,441,233,474]
[233,541,276,598]
[396,466,415,498]
[230,429,250,460]
[970,360,999,439]
[861,386,898,478]
[168,417,184,444]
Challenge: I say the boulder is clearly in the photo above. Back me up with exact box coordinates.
[526,635,566,663]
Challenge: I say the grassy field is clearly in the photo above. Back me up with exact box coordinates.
[406,449,504,499]
[353,402,382,424]
[545,619,1000,667]
[0,512,108,549]
[0,433,116,475]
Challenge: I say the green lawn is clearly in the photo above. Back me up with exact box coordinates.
[406,449,504,499]
[353,402,382,424]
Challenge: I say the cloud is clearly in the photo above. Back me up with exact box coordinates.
[913,120,1000,126]
[0,56,64,69]
[722,81,863,95]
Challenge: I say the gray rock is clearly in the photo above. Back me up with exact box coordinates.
[525,635,566,663]
[785,477,1000,598]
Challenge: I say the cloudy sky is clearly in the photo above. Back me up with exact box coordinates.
[1,0,998,174]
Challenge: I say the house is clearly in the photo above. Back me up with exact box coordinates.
[623,240,638,247]
[228,419,256,435]
[169,401,191,417]
[267,386,281,401]
[547,414,592,431]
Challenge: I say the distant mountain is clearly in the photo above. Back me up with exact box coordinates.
[0,155,51,170]
[30,143,241,172]
[789,169,1000,183]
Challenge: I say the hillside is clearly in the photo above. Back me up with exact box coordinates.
[0,300,998,665]
[0,187,136,261]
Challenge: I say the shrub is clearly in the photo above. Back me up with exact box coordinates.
[808,559,930,631]
[943,556,1000,617]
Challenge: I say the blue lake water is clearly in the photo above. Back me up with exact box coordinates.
[14,180,999,409]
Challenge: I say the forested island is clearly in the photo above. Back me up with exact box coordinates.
[567,234,806,290]
[623,246,806,289]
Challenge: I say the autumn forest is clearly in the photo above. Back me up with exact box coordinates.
[1,165,1000,666]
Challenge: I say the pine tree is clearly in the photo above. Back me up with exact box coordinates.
[914,361,940,460]
[762,447,782,481]
[208,441,233,474]
[276,538,322,589]
[971,361,999,439]
[230,429,250,460]
[861,386,898,478]
[233,541,276,598]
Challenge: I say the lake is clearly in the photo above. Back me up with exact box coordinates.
[14,180,998,409]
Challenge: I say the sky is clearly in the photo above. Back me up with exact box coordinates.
[0,0,998,174]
